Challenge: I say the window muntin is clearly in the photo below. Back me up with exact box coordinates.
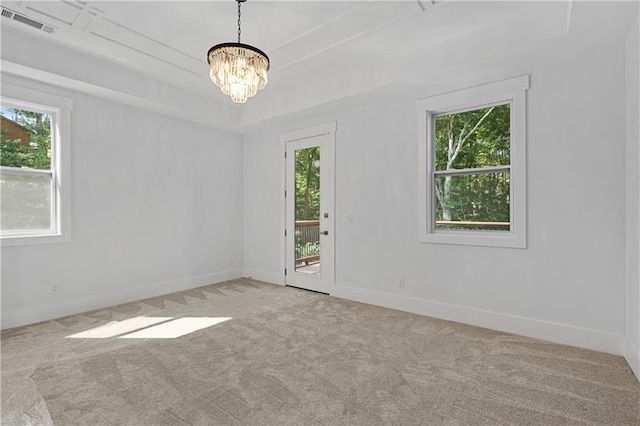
[417,75,528,248]
[433,103,511,232]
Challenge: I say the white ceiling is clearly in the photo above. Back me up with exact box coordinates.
[1,1,638,129]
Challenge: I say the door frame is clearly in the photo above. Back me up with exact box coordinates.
[280,122,336,293]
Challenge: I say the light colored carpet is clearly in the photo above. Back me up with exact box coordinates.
[1,278,639,425]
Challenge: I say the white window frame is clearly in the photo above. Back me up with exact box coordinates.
[417,75,528,248]
[1,85,72,246]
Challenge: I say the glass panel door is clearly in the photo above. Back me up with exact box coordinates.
[285,133,333,294]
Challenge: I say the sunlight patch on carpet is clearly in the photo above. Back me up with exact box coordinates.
[66,316,173,338]
[65,316,231,339]
[120,317,232,339]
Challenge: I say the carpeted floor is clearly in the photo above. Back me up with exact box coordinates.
[1,278,639,425]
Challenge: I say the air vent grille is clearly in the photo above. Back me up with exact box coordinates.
[0,7,57,35]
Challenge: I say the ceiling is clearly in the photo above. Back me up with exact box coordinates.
[1,1,638,129]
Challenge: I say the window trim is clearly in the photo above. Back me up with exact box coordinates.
[1,85,73,246]
[417,75,528,248]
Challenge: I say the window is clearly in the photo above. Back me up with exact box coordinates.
[1,85,72,246]
[418,75,528,248]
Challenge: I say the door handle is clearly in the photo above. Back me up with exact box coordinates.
[320,230,329,236]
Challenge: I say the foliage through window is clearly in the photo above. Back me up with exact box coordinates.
[434,103,511,231]
[295,146,320,221]
[1,102,57,237]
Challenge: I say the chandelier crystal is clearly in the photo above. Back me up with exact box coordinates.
[207,0,269,104]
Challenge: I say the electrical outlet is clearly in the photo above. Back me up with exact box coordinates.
[51,284,61,295]
[397,277,405,288]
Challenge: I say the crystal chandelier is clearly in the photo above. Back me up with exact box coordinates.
[207,0,270,104]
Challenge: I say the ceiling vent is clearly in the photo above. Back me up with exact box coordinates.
[1,7,57,34]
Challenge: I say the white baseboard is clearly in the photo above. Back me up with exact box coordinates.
[243,268,284,286]
[624,335,640,382]
[331,284,624,356]
[1,269,243,330]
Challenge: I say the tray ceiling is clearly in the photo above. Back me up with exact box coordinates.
[1,1,638,129]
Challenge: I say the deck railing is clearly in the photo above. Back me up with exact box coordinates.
[295,220,320,265]
[292,220,510,265]
[435,220,510,230]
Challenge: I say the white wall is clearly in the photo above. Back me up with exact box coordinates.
[0,75,244,329]
[625,16,640,380]
[243,40,628,355]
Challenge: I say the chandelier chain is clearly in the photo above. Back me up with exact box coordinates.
[237,0,242,43]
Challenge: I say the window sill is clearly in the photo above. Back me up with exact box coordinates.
[420,230,526,249]
[1,232,70,247]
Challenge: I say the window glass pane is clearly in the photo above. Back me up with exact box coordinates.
[435,103,510,171]
[434,172,510,232]
[294,146,321,275]
[0,172,52,231]
[1,106,52,170]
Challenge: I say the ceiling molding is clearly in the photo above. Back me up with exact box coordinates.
[98,17,201,65]
[0,59,240,134]
[266,3,367,54]
[71,3,103,32]
[269,2,418,74]
[239,1,576,127]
